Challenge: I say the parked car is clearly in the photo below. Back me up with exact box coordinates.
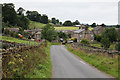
[67,40,73,43]
[60,38,63,42]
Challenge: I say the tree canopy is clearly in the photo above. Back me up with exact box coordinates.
[41,24,57,42]
[63,20,73,26]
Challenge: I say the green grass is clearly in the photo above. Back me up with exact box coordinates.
[54,27,79,30]
[25,41,52,78]
[29,21,46,29]
[1,36,39,45]
[66,44,118,78]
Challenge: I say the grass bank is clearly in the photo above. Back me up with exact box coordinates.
[1,36,39,45]
[66,44,118,78]
[2,41,52,78]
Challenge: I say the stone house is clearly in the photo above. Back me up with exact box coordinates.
[92,26,105,35]
[72,26,94,42]
[4,28,19,33]
[24,29,42,40]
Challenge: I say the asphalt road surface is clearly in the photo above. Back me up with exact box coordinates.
[50,45,111,78]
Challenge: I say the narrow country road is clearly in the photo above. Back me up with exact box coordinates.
[50,45,111,78]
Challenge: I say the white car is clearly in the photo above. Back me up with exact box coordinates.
[67,40,73,43]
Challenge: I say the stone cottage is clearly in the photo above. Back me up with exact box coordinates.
[72,26,94,42]
[4,28,19,33]
[92,25,105,35]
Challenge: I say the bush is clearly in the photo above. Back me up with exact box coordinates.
[71,38,77,42]
[10,31,14,37]
[95,34,102,42]
[80,39,90,45]
[13,33,19,38]
[101,36,110,50]
[115,43,120,51]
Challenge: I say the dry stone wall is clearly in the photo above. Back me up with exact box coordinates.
[71,43,120,58]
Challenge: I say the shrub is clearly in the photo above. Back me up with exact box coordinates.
[71,38,77,42]
[10,31,14,37]
[80,39,90,45]
[115,43,120,51]
[101,36,110,50]
[95,34,102,42]
[13,33,19,38]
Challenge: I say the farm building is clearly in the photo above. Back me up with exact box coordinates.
[72,25,94,42]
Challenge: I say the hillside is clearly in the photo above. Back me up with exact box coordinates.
[29,21,46,29]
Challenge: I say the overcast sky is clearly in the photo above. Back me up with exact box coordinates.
[0,0,119,25]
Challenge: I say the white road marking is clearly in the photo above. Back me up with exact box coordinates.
[80,61,86,64]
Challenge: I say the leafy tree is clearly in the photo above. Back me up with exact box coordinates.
[63,20,73,26]
[2,3,19,26]
[41,24,57,42]
[117,28,120,41]
[17,15,29,29]
[17,7,25,15]
[91,23,96,27]
[59,22,62,25]
[56,19,59,24]
[116,25,120,28]
[73,20,80,25]
[80,39,90,45]
[115,43,120,51]
[94,34,102,42]
[51,18,56,24]
[102,28,118,43]
[26,11,41,22]
[40,14,48,24]
[101,35,110,50]
[101,23,106,27]
[58,31,68,39]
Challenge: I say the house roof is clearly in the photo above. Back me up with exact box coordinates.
[74,29,85,34]
[93,26,102,31]
[24,29,42,33]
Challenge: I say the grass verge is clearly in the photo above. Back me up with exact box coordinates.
[66,44,118,78]
[2,41,52,78]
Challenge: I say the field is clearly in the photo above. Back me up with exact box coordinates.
[54,27,79,30]
[29,21,46,29]
[66,44,118,78]
[1,36,39,45]
[28,21,94,31]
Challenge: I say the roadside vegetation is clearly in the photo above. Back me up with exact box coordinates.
[2,41,52,78]
[66,44,118,78]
